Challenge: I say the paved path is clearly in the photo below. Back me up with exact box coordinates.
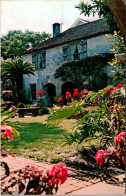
[1,155,125,195]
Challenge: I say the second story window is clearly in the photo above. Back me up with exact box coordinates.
[32,54,36,67]
[80,40,87,58]
[38,51,46,69]
[41,51,46,68]
[62,46,68,61]
[73,45,80,60]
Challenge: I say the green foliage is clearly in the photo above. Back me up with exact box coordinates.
[1,30,51,59]
[46,99,83,125]
[106,32,126,82]
[17,102,25,108]
[38,105,50,115]
[75,0,119,33]
[64,101,116,147]
[1,111,20,137]
[1,57,35,103]
[55,53,114,91]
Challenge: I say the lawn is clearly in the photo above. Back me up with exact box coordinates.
[6,115,80,163]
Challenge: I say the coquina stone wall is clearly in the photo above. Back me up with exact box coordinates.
[22,33,114,104]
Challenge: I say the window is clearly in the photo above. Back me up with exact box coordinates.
[30,83,36,100]
[38,51,46,69]
[80,40,87,58]
[62,46,68,61]
[73,45,80,60]
[42,51,46,68]
[32,54,36,67]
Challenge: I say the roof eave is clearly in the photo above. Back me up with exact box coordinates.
[22,30,110,55]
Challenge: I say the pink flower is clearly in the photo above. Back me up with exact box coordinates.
[96,96,99,99]
[95,150,108,166]
[117,83,123,89]
[37,89,46,97]
[50,164,68,185]
[114,132,125,146]
[80,89,88,96]
[67,102,70,106]
[73,89,79,96]
[83,89,88,92]
[66,92,72,99]
[1,124,13,140]
[58,97,63,102]
[110,87,117,94]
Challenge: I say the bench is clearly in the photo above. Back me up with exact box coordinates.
[17,107,42,117]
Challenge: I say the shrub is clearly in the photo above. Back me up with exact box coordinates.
[17,102,25,108]
[38,105,50,115]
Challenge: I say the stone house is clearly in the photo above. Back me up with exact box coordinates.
[22,18,113,106]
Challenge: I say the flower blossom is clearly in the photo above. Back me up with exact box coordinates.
[117,83,123,89]
[110,87,117,94]
[58,97,63,102]
[80,89,88,96]
[37,89,46,97]
[95,150,110,166]
[73,89,80,96]
[50,164,68,185]
[114,132,125,146]
[105,89,111,93]
[1,124,13,140]
[66,92,72,99]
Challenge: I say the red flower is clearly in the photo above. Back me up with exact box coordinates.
[67,102,70,106]
[73,89,79,96]
[66,92,72,99]
[105,89,111,93]
[96,96,99,99]
[117,83,123,89]
[37,89,46,97]
[93,103,98,106]
[1,124,13,140]
[58,97,63,102]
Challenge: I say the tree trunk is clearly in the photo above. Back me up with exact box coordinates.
[16,75,23,103]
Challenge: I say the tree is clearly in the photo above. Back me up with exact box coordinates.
[106,31,126,82]
[1,58,35,102]
[75,1,125,82]
[75,0,120,33]
[1,30,51,59]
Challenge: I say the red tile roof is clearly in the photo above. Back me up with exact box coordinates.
[22,19,110,54]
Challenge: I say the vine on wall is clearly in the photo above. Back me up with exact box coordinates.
[54,53,114,91]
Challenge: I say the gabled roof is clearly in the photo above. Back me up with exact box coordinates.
[22,19,110,55]
[70,18,89,27]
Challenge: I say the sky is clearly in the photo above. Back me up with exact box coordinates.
[1,0,98,36]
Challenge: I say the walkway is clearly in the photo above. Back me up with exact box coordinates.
[1,155,125,195]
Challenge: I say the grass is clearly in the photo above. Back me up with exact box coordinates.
[6,115,79,163]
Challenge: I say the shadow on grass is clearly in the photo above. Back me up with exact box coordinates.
[63,146,125,186]
[7,122,67,149]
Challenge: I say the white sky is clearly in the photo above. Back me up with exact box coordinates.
[1,0,98,36]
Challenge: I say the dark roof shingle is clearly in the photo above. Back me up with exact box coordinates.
[22,18,110,54]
